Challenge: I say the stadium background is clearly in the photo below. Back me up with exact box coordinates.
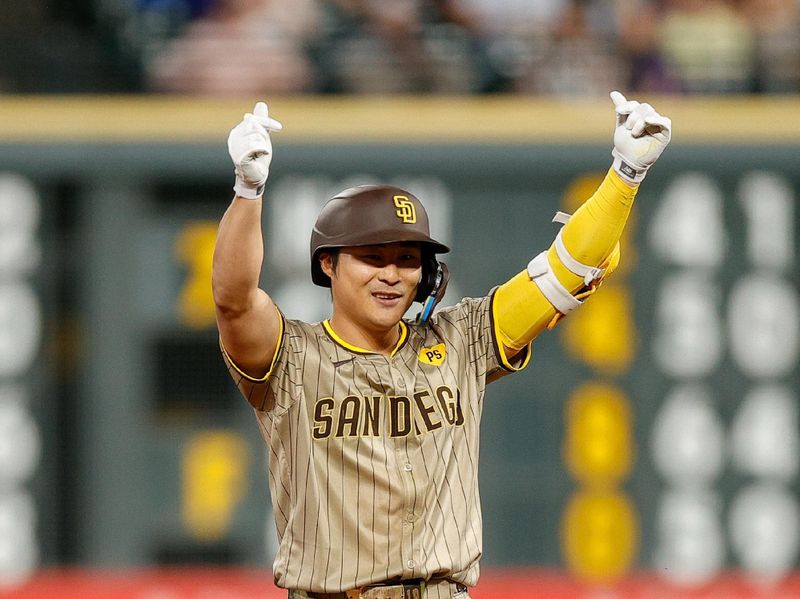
[1,1,799,597]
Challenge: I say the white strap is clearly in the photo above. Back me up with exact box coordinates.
[612,149,647,184]
[553,230,605,286]
[552,211,571,225]
[550,211,605,286]
[527,251,582,314]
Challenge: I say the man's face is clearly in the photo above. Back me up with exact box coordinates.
[322,242,423,333]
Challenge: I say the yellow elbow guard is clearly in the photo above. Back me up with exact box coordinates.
[496,170,632,346]
[495,242,622,351]
[526,213,624,332]
[526,212,611,310]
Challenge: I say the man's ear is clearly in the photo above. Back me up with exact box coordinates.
[320,252,335,279]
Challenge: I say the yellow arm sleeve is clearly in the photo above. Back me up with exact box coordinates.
[494,270,559,351]
[547,168,637,293]
[494,168,638,352]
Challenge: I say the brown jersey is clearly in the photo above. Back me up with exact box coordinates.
[222,291,530,593]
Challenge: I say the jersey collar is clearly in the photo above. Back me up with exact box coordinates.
[323,320,408,357]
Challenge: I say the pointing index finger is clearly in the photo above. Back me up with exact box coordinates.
[252,101,283,132]
[610,90,627,109]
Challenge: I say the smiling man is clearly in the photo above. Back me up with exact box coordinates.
[213,94,671,599]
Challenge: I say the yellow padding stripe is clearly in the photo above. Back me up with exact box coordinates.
[1,96,796,143]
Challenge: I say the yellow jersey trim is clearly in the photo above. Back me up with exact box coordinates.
[323,319,408,357]
[220,305,285,383]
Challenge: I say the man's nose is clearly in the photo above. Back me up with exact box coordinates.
[378,263,401,283]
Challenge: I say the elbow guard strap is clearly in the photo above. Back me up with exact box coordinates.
[551,211,606,286]
[527,251,582,315]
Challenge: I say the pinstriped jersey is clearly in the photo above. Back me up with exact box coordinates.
[222,291,530,593]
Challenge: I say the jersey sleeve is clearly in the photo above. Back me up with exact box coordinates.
[220,311,304,412]
[431,289,531,386]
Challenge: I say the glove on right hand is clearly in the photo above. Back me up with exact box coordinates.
[610,91,671,185]
[227,102,283,199]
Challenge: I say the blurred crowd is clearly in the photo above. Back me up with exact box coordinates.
[1,0,800,95]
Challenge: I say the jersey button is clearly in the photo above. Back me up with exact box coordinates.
[406,559,416,569]
[406,511,416,523]
[403,462,413,472]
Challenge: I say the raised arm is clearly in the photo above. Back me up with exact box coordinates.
[213,102,284,378]
[494,91,672,361]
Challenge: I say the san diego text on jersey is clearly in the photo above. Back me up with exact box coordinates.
[312,385,465,440]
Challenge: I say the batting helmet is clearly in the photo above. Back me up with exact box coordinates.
[310,185,450,302]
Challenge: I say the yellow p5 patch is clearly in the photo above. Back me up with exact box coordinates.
[419,343,446,366]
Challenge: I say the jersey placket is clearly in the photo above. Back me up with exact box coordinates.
[382,351,418,577]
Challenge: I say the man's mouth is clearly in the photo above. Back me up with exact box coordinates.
[372,291,403,302]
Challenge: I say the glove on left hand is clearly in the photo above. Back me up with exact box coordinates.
[610,91,671,185]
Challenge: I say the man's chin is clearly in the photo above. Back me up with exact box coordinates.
[370,302,413,328]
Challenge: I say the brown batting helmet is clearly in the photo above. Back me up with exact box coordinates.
[310,185,450,300]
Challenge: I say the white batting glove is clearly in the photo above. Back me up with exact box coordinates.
[610,91,671,185]
[227,102,283,199]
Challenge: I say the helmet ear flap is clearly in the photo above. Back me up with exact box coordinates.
[416,259,449,325]
[415,254,440,302]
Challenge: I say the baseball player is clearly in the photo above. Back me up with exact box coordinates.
[213,92,671,599]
